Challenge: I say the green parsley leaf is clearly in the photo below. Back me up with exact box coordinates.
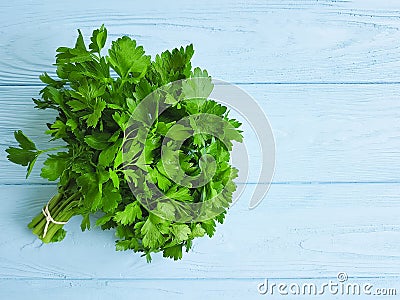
[141,218,164,249]
[114,201,142,225]
[89,24,107,54]
[108,36,150,80]
[171,224,191,243]
[41,153,68,181]
[162,244,183,260]
[14,130,37,150]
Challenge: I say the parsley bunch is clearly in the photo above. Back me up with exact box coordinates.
[6,25,242,261]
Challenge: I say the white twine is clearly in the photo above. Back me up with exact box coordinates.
[41,204,68,238]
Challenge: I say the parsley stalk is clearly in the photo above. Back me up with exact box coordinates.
[28,184,81,243]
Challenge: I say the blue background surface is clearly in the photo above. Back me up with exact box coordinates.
[0,1,399,299]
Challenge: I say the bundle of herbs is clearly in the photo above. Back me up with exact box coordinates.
[6,25,242,261]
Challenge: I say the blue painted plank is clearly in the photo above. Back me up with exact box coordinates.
[1,0,400,84]
[1,277,399,300]
[0,184,399,279]
[1,85,399,184]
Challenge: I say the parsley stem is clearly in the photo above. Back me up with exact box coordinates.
[29,190,81,243]
[39,145,68,154]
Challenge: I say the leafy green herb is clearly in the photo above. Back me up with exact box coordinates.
[6,25,242,261]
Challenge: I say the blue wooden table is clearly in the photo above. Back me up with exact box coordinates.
[1,1,399,299]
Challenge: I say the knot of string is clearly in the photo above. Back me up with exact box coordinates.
[42,204,67,238]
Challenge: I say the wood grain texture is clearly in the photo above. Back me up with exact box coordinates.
[1,85,399,184]
[1,0,400,84]
[1,278,399,300]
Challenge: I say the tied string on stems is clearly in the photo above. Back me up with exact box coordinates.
[41,203,68,238]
